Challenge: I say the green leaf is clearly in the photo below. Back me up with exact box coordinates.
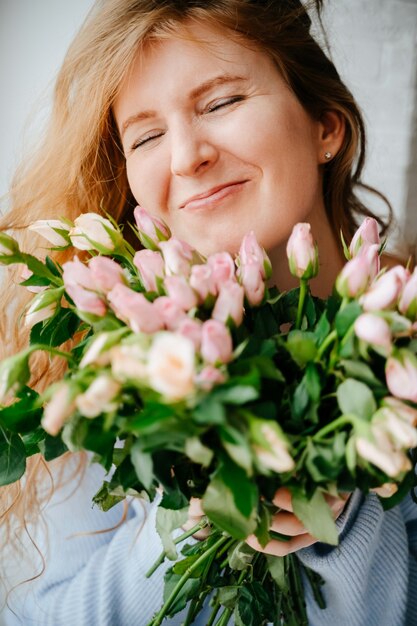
[130,442,154,491]
[41,434,68,461]
[337,378,376,420]
[184,437,213,468]
[335,301,362,337]
[0,431,26,486]
[228,541,255,570]
[193,397,225,425]
[30,309,80,348]
[340,359,382,388]
[156,506,189,560]
[163,570,200,616]
[218,425,253,474]
[218,586,239,609]
[203,459,258,540]
[254,504,272,548]
[0,387,42,433]
[313,312,331,346]
[214,385,259,405]
[266,555,287,591]
[292,489,338,545]
[286,331,317,367]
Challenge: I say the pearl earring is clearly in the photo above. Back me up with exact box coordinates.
[324,151,332,160]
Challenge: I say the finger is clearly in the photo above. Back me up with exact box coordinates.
[246,532,317,557]
[272,487,293,512]
[270,511,306,536]
[188,497,204,517]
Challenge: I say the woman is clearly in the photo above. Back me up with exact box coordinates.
[1,1,416,625]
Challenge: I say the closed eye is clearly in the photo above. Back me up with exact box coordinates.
[131,131,164,151]
[205,95,245,113]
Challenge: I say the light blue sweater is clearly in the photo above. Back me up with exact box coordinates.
[3,458,417,626]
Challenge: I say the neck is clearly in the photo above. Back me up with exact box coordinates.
[267,205,345,299]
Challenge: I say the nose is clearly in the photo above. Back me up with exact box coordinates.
[170,121,219,177]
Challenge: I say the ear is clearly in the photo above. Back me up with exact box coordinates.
[317,110,345,164]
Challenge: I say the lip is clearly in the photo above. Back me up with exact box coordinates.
[179,181,248,212]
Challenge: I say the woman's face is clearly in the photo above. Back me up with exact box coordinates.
[114,22,327,256]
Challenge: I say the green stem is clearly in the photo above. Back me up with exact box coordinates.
[296,279,309,329]
[206,597,222,626]
[316,330,337,361]
[312,414,355,441]
[145,519,209,578]
[149,535,228,626]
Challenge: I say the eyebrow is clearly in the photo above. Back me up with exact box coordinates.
[120,73,248,139]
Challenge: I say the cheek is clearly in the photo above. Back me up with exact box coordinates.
[126,154,169,217]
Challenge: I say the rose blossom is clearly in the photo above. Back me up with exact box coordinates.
[336,244,379,298]
[195,365,226,391]
[177,318,203,350]
[354,313,392,349]
[164,275,198,311]
[79,333,112,368]
[70,213,120,251]
[25,295,58,328]
[189,264,215,302]
[385,350,417,403]
[200,319,233,364]
[28,219,71,247]
[62,257,106,316]
[356,427,411,478]
[20,266,45,293]
[153,296,187,330]
[239,258,265,306]
[133,206,171,247]
[238,231,272,279]
[110,344,148,382]
[134,249,165,292]
[76,375,121,418]
[207,252,236,292]
[107,283,163,333]
[159,238,194,277]
[360,266,409,312]
[254,423,295,473]
[382,396,417,426]
[212,281,245,326]
[286,223,319,280]
[89,256,126,293]
[349,217,380,257]
[147,332,195,400]
[398,267,417,320]
[41,383,76,435]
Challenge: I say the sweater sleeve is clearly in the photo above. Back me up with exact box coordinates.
[2,458,212,626]
[297,489,417,626]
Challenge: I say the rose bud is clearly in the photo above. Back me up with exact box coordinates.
[133,206,171,249]
[207,252,236,293]
[20,266,45,293]
[41,383,76,436]
[349,217,380,257]
[76,375,121,418]
[133,249,165,292]
[177,318,203,350]
[110,344,148,382]
[382,396,417,426]
[385,350,417,403]
[189,264,215,303]
[201,319,233,364]
[25,290,61,328]
[28,219,71,247]
[195,365,226,391]
[164,275,198,311]
[374,407,417,449]
[286,223,319,280]
[63,257,107,316]
[398,267,417,320]
[159,238,194,277]
[153,296,187,330]
[253,423,295,473]
[107,283,164,333]
[70,213,121,252]
[336,244,380,298]
[356,426,411,478]
[89,256,126,293]
[354,313,392,349]
[147,332,195,400]
[212,281,245,327]
[360,266,409,312]
[238,231,272,280]
[239,258,265,306]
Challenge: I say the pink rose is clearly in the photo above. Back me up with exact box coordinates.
[349,217,380,257]
[399,268,417,320]
[286,223,319,280]
[207,252,236,292]
[385,350,417,403]
[134,249,165,292]
[238,231,272,279]
[201,319,233,364]
[177,318,203,350]
[42,383,75,436]
[189,264,215,303]
[239,258,265,306]
[62,257,106,316]
[360,266,409,312]
[89,256,126,293]
[107,283,163,333]
[133,206,171,248]
[159,238,194,277]
[354,313,392,349]
[212,281,245,326]
[153,296,187,330]
[164,275,198,311]
[336,244,380,298]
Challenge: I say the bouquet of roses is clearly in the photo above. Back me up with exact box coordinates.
[1,207,417,626]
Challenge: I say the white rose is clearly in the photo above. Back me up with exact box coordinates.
[79,333,111,368]
[75,375,121,418]
[28,219,71,247]
[42,384,76,436]
[147,332,195,401]
[110,345,148,382]
[254,424,295,473]
[70,213,119,251]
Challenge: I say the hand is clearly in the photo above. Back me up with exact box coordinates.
[246,487,350,557]
[182,497,211,540]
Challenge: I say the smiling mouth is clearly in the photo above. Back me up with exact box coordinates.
[180,181,249,212]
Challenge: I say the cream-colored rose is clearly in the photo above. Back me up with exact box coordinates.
[110,344,148,382]
[28,219,71,247]
[70,213,119,251]
[75,375,121,418]
[147,332,195,401]
[42,383,76,436]
[254,424,295,473]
